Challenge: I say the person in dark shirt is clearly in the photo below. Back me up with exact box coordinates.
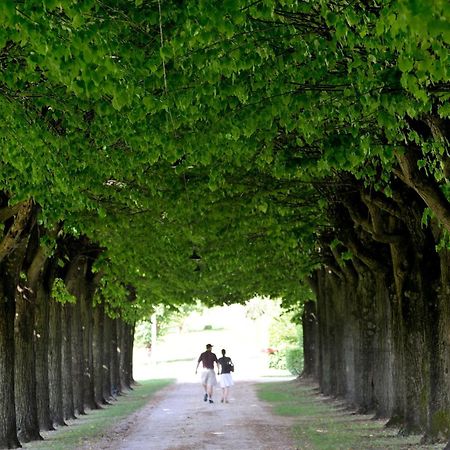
[218,348,234,403]
[195,343,219,403]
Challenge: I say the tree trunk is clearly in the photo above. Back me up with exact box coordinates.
[316,268,335,396]
[119,320,134,390]
[425,238,450,442]
[65,255,88,416]
[48,298,66,427]
[15,285,42,443]
[93,302,107,405]
[0,263,21,448]
[81,276,99,411]
[128,323,135,386]
[62,303,76,420]
[371,273,395,419]
[71,294,85,415]
[302,300,318,379]
[110,318,121,397]
[386,243,407,427]
[102,314,113,401]
[0,199,36,448]
[15,231,51,444]
[35,271,54,431]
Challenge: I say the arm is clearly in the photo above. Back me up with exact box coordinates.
[195,355,201,374]
[216,356,220,375]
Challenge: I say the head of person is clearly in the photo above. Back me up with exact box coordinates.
[206,343,213,351]
[221,349,226,356]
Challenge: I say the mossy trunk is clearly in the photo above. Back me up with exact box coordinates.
[371,274,395,418]
[314,263,398,419]
[425,245,450,442]
[316,269,356,399]
[393,235,437,434]
[353,270,378,413]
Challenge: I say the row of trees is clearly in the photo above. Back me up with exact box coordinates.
[0,0,449,447]
[1,229,135,448]
[301,174,450,442]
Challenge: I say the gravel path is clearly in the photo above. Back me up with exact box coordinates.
[84,379,298,450]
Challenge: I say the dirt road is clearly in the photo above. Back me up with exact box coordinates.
[81,378,297,450]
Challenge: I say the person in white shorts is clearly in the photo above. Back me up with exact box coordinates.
[195,344,219,403]
[218,348,234,403]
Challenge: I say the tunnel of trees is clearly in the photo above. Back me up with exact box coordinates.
[0,0,449,448]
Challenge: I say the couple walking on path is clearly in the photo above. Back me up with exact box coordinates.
[195,343,234,404]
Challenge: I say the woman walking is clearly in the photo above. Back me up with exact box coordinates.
[218,348,234,403]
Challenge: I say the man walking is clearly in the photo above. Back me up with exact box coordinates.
[195,344,219,403]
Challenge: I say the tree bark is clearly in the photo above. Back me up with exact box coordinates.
[62,303,76,420]
[395,148,450,233]
[0,260,21,449]
[110,318,121,397]
[102,313,113,401]
[0,198,35,448]
[71,294,86,415]
[34,266,55,431]
[81,273,100,411]
[119,320,134,390]
[316,268,334,396]
[48,298,66,427]
[425,230,450,442]
[93,302,107,405]
[302,300,318,379]
[65,255,88,416]
[15,226,51,443]
[15,282,42,443]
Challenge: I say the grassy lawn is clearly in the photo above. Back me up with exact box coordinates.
[256,379,446,450]
[23,379,174,450]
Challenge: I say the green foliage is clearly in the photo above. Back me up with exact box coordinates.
[52,278,76,304]
[135,301,204,347]
[1,0,450,322]
[268,310,302,370]
[285,347,303,376]
[245,297,280,320]
[134,321,152,348]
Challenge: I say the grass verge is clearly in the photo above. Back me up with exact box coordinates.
[256,379,445,450]
[23,378,175,450]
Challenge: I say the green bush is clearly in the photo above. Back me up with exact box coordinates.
[268,349,286,369]
[285,347,303,376]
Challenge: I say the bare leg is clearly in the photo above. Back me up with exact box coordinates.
[223,387,229,402]
[207,385,213,399]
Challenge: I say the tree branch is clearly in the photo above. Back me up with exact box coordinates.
[395,148,450,233]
